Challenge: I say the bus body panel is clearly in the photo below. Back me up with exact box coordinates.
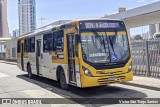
[28,53,37,74]
[41,39,53,78]
[80,59,133,88]
[23,53,29,72]
[17,53,21,69]
[81,69,133,88]
[17,19,133,88]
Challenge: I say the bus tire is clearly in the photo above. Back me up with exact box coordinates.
[27,64,33,79]
[59,69,68,90]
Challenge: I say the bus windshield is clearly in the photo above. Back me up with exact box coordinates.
[81,31,130,64]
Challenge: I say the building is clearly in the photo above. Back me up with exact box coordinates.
[12,29,19,37]
[0,0,8,37]
[149,24,156,36]
[149,23,160,37]
[5,38,17,61]
[0,38,11,60]
[18,0,36,36]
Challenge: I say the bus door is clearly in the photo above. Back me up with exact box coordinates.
[21,43,24,71]
[36,39,42,75]
[67,34,77,83]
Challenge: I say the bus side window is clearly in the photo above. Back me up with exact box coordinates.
[53,30,64,52]
[24,39,30,52]
[17,41,21,53]
[53,32,56,52]
[29,37,35,52]
[43,33,52,52]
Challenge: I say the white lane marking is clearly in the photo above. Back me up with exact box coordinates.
[0,72,10,78]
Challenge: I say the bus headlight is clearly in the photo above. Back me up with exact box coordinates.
[82,66,93,77]
[128,62,132,72]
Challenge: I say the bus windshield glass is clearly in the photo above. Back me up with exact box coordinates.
[81,31,130,64]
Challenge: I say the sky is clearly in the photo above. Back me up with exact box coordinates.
[7,0,160,36]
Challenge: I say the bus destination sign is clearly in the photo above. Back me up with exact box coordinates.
[80,21,123,30]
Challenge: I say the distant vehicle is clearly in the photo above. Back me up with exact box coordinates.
[17,18,133,89]
[153,32,160,39]
[149,32,160,53]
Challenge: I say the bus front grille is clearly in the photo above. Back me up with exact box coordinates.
[97,76,126,85]
[97,70,124,76]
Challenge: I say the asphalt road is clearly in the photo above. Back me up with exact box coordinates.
[0,62,160,107]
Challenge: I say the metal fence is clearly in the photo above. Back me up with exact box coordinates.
[131,39,160,78]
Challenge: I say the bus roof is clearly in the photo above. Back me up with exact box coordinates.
[18,18,122,40]
[18,35,29,40]
[77,18,120,21]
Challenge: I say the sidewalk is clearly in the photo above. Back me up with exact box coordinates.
[122,76,160,91]
[0,60,17,65]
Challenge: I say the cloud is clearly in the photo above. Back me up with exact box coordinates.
[127,0,160,5]
[137,0,146,3]
[128,0,160,3]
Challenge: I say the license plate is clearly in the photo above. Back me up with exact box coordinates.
[108,77,116,81]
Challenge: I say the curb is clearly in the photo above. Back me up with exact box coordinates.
[0,61,17,65]
[121,82,160,91]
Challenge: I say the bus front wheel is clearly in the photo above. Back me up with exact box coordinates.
[60,69,68,90]
[27,64,33,79]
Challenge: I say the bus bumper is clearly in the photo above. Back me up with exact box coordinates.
[81,70,133,88]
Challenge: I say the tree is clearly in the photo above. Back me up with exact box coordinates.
[134,34,143,40]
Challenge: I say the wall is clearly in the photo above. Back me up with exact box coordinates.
[6,38,17,61]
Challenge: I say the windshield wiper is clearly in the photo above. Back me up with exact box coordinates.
[92,30,107,53]
[92,30,103,44]
[108,36,116,54]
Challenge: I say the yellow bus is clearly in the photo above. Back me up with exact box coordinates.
[17,19,133,89]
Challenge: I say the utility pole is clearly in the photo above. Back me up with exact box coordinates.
[38,17,46,27]
[0,41,2,60]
